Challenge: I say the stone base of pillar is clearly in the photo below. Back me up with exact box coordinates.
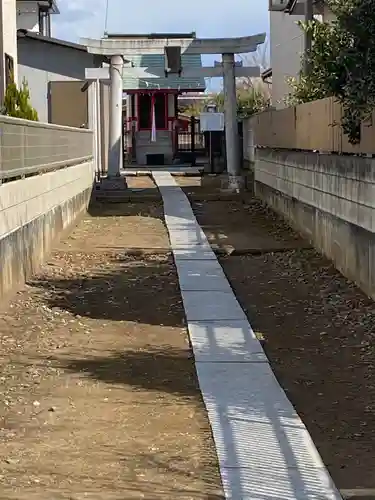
[100,176,128,191]
[220,174,245,193]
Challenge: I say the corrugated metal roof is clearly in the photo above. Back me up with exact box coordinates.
[122,53,205,91]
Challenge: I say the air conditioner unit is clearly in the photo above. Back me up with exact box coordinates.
[269,0,289,11]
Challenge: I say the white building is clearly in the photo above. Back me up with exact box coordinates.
[0,0,57,104]
[1,0,17,102]
[269,0,333,108]
[16,0,59,36]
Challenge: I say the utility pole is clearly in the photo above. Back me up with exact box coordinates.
[304,0,314,75]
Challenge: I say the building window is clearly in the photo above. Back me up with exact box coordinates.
[5,54,14,88]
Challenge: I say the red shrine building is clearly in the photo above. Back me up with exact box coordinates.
[115,33,205,165]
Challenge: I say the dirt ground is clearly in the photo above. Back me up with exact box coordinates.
[0,200,223,499]
[186,184,375,493]
[193,197,308,254]
[176,174,306,253]
[176,174,253,198]
[125,176,157,190]
[176,175,227,195]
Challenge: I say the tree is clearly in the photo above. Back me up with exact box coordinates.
[287,0,375,144]
[211,86,269,118]
[2,78,38,121]
[238,37,271,100]
[179,99,206,117]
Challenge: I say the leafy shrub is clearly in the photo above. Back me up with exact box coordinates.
[2,78,38,121]
[287,0,375,144]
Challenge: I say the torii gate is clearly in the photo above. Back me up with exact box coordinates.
[82,33,266,188]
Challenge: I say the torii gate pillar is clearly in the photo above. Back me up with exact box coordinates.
[108,55,124,178]
[222,53,240,187]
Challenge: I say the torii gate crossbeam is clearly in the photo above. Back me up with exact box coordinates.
[81,33,266,56]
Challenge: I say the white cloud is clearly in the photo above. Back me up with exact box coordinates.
[53,0,269,43]
[52,0,106,41]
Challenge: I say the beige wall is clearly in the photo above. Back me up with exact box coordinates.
[246,97,375,155]
[49,80,88,128]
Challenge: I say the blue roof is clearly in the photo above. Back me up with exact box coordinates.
[122,53,205,91]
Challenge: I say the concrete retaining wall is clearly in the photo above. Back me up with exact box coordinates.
[242,124,255,190]
[0,161,95,299]
[254,149,375,299]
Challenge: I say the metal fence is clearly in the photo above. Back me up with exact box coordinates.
[177,129,206,152]
[0,116,94,181]
[177,117,206,154]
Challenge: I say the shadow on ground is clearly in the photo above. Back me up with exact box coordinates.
[88,200,164,218]
[30,256,183,328]
[51,347,200,398]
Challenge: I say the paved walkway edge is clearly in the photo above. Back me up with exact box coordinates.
[153,172,343,500]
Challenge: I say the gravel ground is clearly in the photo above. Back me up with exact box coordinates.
[0,201,223,500]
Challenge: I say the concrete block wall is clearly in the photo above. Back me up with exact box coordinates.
[0,161,95,299]
[253,149,375,299]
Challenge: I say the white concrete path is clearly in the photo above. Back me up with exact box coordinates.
[152,171,342,500]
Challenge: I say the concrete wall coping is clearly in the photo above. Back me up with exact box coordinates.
[0,114,93,133]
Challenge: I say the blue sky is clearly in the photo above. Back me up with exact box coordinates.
[52,0,270,91]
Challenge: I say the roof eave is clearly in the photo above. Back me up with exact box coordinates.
[285,0,299,14]
[17,29,107,60]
